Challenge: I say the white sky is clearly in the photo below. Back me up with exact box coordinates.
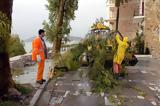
[12,0,108,40]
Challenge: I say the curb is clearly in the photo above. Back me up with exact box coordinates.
[29,79,49,106]
[135,55,152,58]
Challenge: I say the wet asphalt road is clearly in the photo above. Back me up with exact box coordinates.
[111,57,160,106]
[36,67,106,106]
[36,57,160,106]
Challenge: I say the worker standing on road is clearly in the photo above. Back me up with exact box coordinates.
[32,29,48,84]
[113,34,128,79]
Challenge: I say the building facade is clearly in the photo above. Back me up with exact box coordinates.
[144,0,160,58]
[106,0,144,40]
[106,0,160,57]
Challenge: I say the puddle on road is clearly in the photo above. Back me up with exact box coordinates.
[13,59,51,84]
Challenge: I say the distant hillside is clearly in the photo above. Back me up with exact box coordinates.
[69,36,82,41]
[24,36,35,42]
[24,36,82,42]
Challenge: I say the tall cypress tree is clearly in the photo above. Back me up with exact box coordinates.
[44,0,78,58]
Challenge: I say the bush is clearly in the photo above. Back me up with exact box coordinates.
[7,34,26,57]
[88,49,117,92]
[62,43,86,71]
[62,33,130,92]
[0,101,19,106]
[15,84,32,94]
[133,32,150,55]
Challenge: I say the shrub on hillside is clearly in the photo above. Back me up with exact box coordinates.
[7,35,26,57]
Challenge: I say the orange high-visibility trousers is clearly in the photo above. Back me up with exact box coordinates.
[32,36,46,81]
[36,60,45,81]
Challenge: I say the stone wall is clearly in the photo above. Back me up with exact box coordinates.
[10,53,35,69]
[118,0,139,40]
[144,0,160,58]
[10,51,52,69]
[108,0,139,40]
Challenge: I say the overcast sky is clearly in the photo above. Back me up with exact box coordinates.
[12,0,108,40]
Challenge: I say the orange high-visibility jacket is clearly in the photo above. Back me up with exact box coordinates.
[32,36,45,61]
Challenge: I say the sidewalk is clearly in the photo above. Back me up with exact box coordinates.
[36,67,111,106]
[108,57,160,106]
[35,57,160,106]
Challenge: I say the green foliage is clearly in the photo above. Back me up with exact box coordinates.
[44,0,78,43]
[133,32,150,54]
[15,84,32,94]
[0,12,11,53]
[62,32,129,92]
[80,34,117,92]
[0,12,26,57]
[0,12,10,40]
[91,18,110,30]
[0,101,19,106]
[134,32,144,54]
[89,49,117,92]
[62,43,86,71]
[7,35,26,57]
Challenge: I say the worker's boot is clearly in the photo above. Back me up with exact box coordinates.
[118,73,124,80]
[36,80,43,84]
[114,73,119,80]
[119,73,125,78]
[41,79,46,82]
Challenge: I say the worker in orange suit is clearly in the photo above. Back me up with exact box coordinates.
[32,29,48,84]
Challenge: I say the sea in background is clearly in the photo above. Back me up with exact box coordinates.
[24,36,82,53]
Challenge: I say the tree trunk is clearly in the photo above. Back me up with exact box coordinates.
[116,6,120,32]
[53,37,62,55]
[115,6,123,39]
[52,0,65,58]
[0,0,14,96]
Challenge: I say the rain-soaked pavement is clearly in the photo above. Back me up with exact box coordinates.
[109,57,160,106]
[14,57,160,106]
[36,57,160,106]
[36,67,107,106]
[13,59,51,84]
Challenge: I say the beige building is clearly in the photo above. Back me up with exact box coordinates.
[106,0,144,40]
[144,0,160,58]
[106,0,160,57]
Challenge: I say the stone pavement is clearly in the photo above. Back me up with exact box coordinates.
[14,59,51,84]
[36,57,160,106]
[108,57,160,106]
[36,67,112,106]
